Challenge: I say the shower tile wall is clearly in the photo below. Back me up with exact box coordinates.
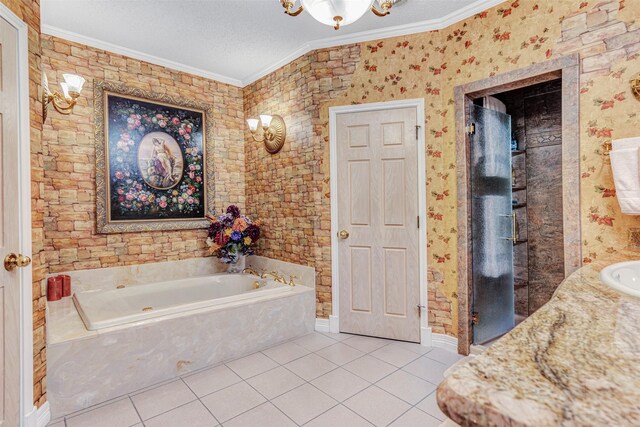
[499,80,565,316]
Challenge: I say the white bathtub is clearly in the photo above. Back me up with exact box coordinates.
[73,274,289,330]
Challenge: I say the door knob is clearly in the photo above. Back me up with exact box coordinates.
[4,253,31,271]
[338,230,350,239]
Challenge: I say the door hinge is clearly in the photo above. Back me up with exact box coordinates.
[471,312,479,325]
[417,304,426,318]
[465,123,476,136]
[417,215,420,229]
[415,125,421,140]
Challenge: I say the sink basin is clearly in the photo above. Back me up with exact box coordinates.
[600,261,640,298]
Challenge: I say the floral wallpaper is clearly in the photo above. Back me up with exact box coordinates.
[309,0,640,335]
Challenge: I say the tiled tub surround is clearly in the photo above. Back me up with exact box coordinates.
[47,257,316,418]
[437,264,640,426]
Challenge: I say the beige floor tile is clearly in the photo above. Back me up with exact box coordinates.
[370,344,422,367]
[200,381,266,423]
[319,332,353,342]
[416,391,447,421]
[315,342,365,365]
[182,364,242,397]
[424,347,465,367]
[305,404,374,427]
[389,407,442,427]
[246,366,305,399]
[386,341,434,355]
[262,341,310,364]
[271,383,338,425]
[311,368,370,402]
[143,401,218,427]
[402,356,448,384]
[131,380,196,420]
[284,353,337,381]
[344,386,411,427]
[342,335,390,353]
[343,355,397,383]
[66,398,141,427]
[293,332,337,352]
[376,370,437,405]
[223,402,296,427]
[226,352,278,379]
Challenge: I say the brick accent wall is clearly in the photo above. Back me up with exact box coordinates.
[243,46,360,318]
[41,35,245,275]
[557,0,640,81]
[427,269,452,336]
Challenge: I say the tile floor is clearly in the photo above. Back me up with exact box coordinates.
[48,332,463,427]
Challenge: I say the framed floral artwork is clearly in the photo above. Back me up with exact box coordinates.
[94,80,213,233]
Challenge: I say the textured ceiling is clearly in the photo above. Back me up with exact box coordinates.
[41,0,497,86]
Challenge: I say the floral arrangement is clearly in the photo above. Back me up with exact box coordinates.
[206,205,261,264]
[108,97,204,220]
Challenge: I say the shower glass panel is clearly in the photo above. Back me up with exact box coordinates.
[470,104,515,344]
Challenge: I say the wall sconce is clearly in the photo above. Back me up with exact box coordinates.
[246,114,287,154]
[42,72,86,121]
[632,73,640,100]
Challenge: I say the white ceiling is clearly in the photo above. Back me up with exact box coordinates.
[41,0,505,87]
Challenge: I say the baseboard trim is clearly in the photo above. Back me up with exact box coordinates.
[315,318,330,333]
[37,402,51,427]
[421,326,433,347]
[432,333,458,353]
[327,315,339,333]
[24,401,50,427]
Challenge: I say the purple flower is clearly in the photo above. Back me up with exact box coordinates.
[245,224,260,241]
[208,221,223,238]
[230,230,242,241]
[226,205,241,218]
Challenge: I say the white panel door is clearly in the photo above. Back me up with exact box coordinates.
[0,15,25,426]
[337,106,420,342]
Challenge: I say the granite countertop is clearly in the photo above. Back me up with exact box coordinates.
[437,264,640,426]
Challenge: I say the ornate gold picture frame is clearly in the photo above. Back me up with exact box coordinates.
[94,80,214,233]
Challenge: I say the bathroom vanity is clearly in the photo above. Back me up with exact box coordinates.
[437,263,640,426]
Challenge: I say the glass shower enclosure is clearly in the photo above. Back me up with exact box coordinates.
[470,104,515,344]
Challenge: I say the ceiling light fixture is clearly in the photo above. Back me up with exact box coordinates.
[281,0,397,30]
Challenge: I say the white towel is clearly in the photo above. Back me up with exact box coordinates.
[611,137,640,214]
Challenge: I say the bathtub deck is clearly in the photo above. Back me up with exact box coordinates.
[48,332,460,427]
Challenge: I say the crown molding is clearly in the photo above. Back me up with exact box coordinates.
[43,0,506,89]
[240,0,506,85]
[41,24,244,87]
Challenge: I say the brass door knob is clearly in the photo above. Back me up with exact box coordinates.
[338,230,350,239]
[4,253,31,271]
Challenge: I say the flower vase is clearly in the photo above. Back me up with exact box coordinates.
[227,255,245,274]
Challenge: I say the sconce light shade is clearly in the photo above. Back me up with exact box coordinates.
[63,73,85,94]
[246,119,260,132]
[60,82,70,100]
[259,114,273,128]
